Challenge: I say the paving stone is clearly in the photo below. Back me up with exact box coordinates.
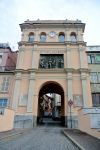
[0,127,77,150]
[64,129,100,150]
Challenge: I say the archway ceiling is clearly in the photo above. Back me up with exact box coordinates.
[39,82,64,96]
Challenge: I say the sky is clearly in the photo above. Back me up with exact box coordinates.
[0,0,100,51]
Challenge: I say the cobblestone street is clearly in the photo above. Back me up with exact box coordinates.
[0,126,77,150]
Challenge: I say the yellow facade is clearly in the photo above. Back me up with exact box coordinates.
[0,20,100,139]
[11,19,92,127]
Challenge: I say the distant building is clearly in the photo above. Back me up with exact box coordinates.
[87,46,100,106]
[0,43,18,114]
[0,43,18,71]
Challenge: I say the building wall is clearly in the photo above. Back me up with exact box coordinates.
[0,21,99,133]
[78,108,100,139]
[6,51,18,69]
[0,43,17,131]
[0,48,9,67]
[87,48,100,107]
[11,20,93,128]
[0,108,15,132]
[0,21,97,130]
[0,43,17,71]
[0,73,15,108]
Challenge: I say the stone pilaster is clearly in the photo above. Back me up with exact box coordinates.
[12,73,21,111]
[79,44,88,107]
[65,29,70,41]
[66,72,75,128]
[79,45,86,68]
[67,72,73,101]
[16,46,24,69]
[67,48,71,68]
[27,72,36,112]
[81,73,88,107]
[66,47,73,101]
[35,28,39,42]
[77,28,83,41]
[32,45,38,69]
[65,29,67,41]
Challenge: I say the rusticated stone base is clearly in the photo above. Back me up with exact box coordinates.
[66,116,78,129]
[14,115,37,128]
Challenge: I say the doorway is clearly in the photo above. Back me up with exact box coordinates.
[37,81,65,126]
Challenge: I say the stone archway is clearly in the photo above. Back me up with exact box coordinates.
[37,81,65,126]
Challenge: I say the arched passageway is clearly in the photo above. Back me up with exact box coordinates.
[37,81,65,126]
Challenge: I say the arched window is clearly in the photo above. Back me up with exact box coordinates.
[70,32,77,42]
[28,32,34,43]
[40,32,46,42]
[58,32,65,42]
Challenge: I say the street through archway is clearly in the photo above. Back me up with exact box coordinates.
[38,81,65,126]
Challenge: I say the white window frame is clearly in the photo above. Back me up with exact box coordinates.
[1,77,10,92]
[0,98,8,107]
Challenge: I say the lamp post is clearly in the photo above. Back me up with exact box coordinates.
[68,99,73,128]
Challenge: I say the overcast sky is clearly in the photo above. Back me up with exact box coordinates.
[0,0,100,51]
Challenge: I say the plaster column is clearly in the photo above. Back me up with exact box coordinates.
[81,73,88,107]
[79,46,88,107]
[65,29,68,41]
[16,46,24,69]
[32,45,39,69]
[67,48,71,68]
[65,29,70,41]
[77,28,83,42]
[66,47,74,127]
[66,47,73,101]
[12,73,21,111]
[35,28,39,42]
[27,72,36,112]
[66,72,74,128]
[79,45,87,68]
[67,72,73,101]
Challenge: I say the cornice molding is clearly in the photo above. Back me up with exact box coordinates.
[18,41,86,47]
[65,41,86,46]
[20,22,85,32]
[29,72,36,80]
[65,68,74,73]
[37,68,65,74]
[15,68,37,74]
[15,72,22,80]
[0,71,15,75]
[14,68,90,74]
[79,68,90,73]
[18,41,66,46]
[36,76,67,79]
[65,68,90,73]
[15,69,25,73]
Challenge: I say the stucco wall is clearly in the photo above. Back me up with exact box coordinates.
[0,108,15,132]
[0,74,15,108]
[78,108,100,139]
